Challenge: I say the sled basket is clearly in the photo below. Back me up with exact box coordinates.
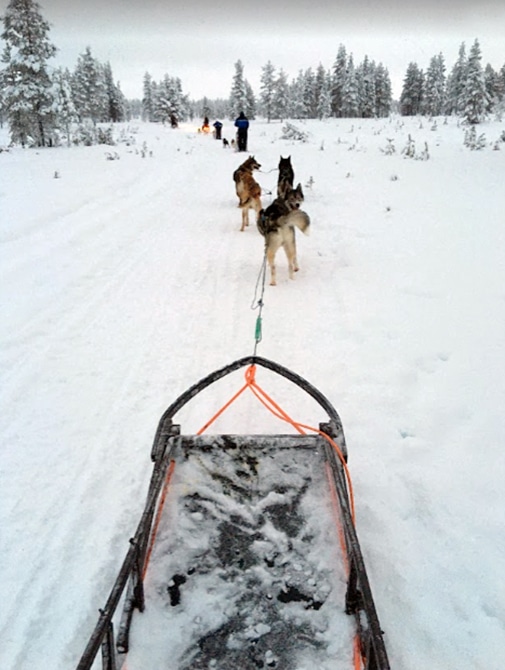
[76,356,390,670]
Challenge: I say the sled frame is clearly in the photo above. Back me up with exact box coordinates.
[75,355,390,670]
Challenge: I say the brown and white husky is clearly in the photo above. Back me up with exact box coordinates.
[257,183,310,285]
[233,155,262,231]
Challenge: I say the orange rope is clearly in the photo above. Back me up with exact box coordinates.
[142,459,176,579]
[198,365,355,521]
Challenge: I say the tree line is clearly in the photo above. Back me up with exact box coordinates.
[1,0,504,148]
[400,39,505,124]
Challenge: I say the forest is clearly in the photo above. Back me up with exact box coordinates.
[1,0,504,147]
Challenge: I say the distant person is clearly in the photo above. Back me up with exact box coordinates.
[213,120,223,140]
[202,116,210,132]
[234,111,249,152]
[170,113,178,128]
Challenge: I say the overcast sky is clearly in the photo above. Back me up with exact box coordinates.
[2,0,504,100]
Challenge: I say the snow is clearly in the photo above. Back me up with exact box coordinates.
[1,115,505,669]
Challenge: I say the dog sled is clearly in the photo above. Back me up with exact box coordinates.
[76,356,390,670]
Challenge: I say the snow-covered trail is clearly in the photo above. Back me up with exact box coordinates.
[0,127,269,668]
[1,117,505,669]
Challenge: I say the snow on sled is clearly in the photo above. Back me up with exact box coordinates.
[76,356,390,670]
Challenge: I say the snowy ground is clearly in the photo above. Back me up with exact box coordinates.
[1,115,504,669]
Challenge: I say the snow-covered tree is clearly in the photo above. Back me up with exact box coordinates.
[357,55,376,118]
[155,74,187,124]
[72,46,107,123]
[374,63,392,117]
[446,42,467,115]
[244,79,256,119]
[341,55,360,117]
[461,39,488,124]
[272,68,289,121]
[316,69,332,119]
[400,62,424,116]
[142,72,155,121]
[484,63,498,113]
[1,0,57,146]
[229,59,248,118]
[52,67,77,145]
[423,53,446,116]
[103,61,125,122]
[260,60,276,122]
[331,44,347,117]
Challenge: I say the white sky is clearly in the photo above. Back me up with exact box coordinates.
[2,0,504,100]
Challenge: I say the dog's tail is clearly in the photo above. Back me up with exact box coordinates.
[287,210,310,235]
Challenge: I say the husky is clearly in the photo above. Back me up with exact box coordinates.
[233,155,262,232]
[277,155,295,197]
[257,183,310,285]
[223,138,229,148]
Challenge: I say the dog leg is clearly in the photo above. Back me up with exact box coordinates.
[266,247,277,286]
[284,232,298,279]
[240,206,249,231]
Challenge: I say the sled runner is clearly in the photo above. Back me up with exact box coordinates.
[76,356,390,670]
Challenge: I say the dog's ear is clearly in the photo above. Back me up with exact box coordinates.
[295,183,303,195]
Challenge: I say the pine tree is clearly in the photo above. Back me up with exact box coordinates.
[461,39,488,124]
[72,47,107,123]
[400,62,424,116]
[317,70,332,120]
[229,59,248,118]
[244,79,256,119]
[375,63,392,117]
[484,63,497,113]
[1,0,57,146]
[103,62,125,122]
[331,44,347,117]
[142,72,154,121]
[52,67,77,145]
[288,71,306,119]
[423,53,446,116]
[341,55,359,118]
[358,56,376,118]
[272,68,289,121]
[302,67,316,118]
[446,42,467,115]
[260,60,276,122]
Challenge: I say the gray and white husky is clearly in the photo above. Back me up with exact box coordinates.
[257,183,310,286]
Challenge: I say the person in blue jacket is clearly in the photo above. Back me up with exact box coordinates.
[234,111,249,151]
[213,120,223,140]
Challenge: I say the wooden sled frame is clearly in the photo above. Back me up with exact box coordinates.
[76,355,390,670]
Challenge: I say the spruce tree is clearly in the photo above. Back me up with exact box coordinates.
[317,70,332,120]
[244,79,256,119]
[260,60,276,122]
[229,59,247,118]
[331,44,347,117]
[446,42,467,115]
[72,47,107,124]
[142,72,154,121]
[1,0,57,146]
[374,63,392,117]
[341,55,359,118]
[52,67,77,145]
[400,62,424,116]
[103,61,125,123]
[461,39,488,124]
[272,68,289,121]
[423,53,446,116]
[358,56,376,118]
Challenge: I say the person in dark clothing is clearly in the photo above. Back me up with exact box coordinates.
[234,111,249,151]
[170,113,178,128]
[213,120,223,140]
